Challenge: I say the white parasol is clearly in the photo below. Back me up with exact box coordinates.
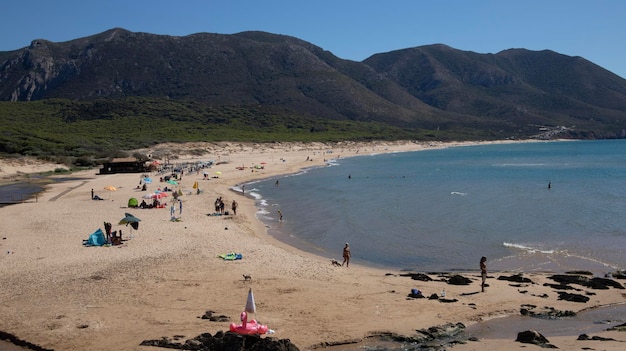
[245,288,256,314]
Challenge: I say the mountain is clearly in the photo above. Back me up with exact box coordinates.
[1,28,626,140]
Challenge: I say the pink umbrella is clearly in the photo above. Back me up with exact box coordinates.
[152,192,168,199]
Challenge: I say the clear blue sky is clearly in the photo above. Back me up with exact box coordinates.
[2,0,625,78]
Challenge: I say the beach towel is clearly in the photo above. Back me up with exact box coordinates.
[218,252,243,260]
[84,228,107,246]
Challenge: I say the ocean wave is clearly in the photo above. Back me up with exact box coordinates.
[503,242,555,254]
[499,243,622,272]
[450,191,467,196]
[492,163,548,167]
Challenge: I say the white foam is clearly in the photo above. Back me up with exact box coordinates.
[492,163,548,167]
[503,242,555,254]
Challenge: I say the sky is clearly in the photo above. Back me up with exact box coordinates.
[1,0,625,78]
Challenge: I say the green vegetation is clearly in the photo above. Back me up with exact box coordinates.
[0,98,487,164]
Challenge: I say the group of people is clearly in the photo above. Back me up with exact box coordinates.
[103,222,123,245]
[138,198,164,209]
[213,197,238,215]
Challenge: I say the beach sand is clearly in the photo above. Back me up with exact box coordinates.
[0,141,624,351]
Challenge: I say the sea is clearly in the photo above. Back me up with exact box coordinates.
[248,139,626,275]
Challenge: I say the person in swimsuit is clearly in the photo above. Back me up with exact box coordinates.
[480,256,487,292]
[342,242,351,267]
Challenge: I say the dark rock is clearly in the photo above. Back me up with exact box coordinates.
[399,272,433,281]
[543,282,577,290]
[557,291,589,303]
[577,334,616,341]
[565,270,593,276]
[447,274,472,285]
[515,330,557,348]
[607,322,626,331]
[407,322,466,342]
[141,331,300,351]
[497,274,533,283]
[549,274,624,290]
[532,293,549,298]
[408,293,425,299]
[364,323,468,349]
[587,277,624,290]
[200,310,230,322]
[439,298,458,303]
[519,305,576,319]
[0,330,54,351]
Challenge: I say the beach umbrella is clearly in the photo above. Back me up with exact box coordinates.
[142,193,154,199]
[167,179,178,186]
[119,212,141,225]
[245,288,256,314]
[143,177,153,184]
[152,192,168,199]
[192,181,199,189]
[119,213,141,237]
[104,185,117,199]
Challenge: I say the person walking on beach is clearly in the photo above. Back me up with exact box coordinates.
[480,256,487,292]
[342,243,351,267]
[231,200,238,215]
[277,209,283,222]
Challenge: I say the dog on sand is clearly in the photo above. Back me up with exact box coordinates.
[243,274,252,281]
[331,259,342,267]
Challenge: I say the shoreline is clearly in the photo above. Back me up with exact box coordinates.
[0,140,624,351]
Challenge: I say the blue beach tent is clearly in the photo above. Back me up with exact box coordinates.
[84,228,107,246]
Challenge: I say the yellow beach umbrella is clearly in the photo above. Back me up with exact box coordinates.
[104,185,117,199]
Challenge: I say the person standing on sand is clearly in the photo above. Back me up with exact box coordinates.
[231,200,238,215]
[480,256,487,292]
[342,243,351,267]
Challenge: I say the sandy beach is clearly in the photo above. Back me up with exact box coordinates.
[0,141,624,351]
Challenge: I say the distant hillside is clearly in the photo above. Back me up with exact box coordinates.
[1,28,626,147]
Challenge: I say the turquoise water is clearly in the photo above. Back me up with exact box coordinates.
[250,140,626,274]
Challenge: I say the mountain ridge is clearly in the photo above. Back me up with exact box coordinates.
[1,28,626,140]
